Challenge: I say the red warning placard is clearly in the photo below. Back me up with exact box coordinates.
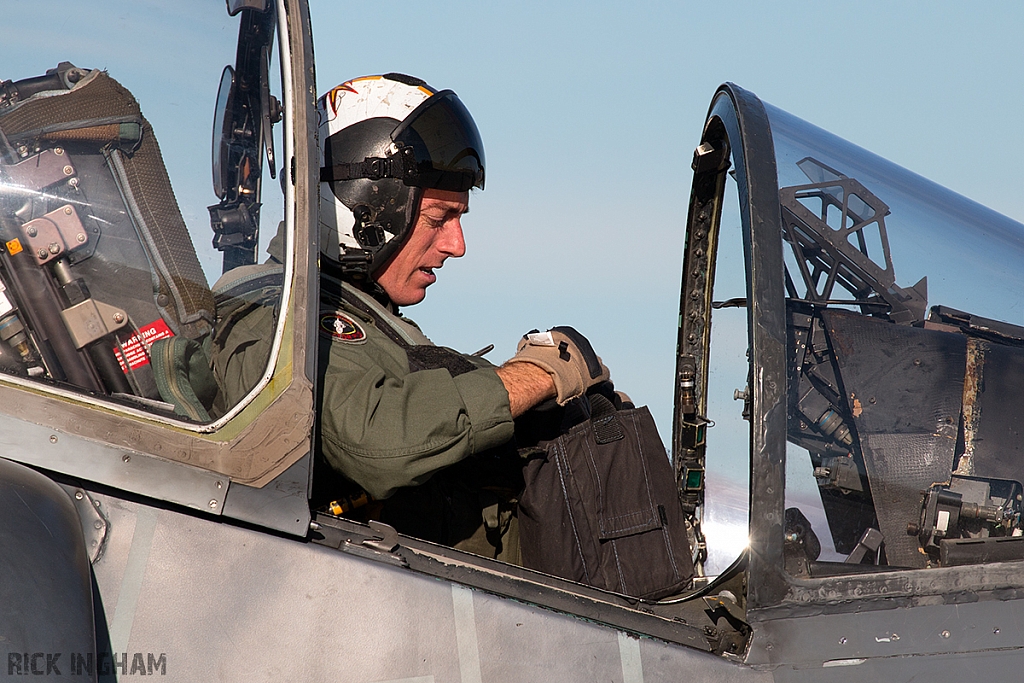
[114,319,174,372]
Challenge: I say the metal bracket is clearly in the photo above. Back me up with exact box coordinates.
[311,515,409,568]
[703,592,747,627]
[58,483,109,563]
[364,520,400,553]
[21,204,89,265]
[209,199,259,251]
[845,527,883,564]
[1,148,74,191]
[780,157,927,324]
[60,298,128,348]
[691,140,731,174]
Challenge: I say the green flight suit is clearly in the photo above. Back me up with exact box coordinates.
[315,276,521,560]
[209,261,521,560]
[316,276,515,498]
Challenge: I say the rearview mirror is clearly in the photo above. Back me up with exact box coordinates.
[212,64,235,201]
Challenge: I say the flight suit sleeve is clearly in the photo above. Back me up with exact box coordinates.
[318,334,515,500]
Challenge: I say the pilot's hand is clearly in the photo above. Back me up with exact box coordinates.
[613,389,634,409]
[506,326,610,406]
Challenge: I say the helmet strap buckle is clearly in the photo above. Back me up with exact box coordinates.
[320,147,417,184]
[338,247,374,280]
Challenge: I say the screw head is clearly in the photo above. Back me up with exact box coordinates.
[75,491,84,500]
[54,147,64,156]
[112,312,125,324]
[64,206,72,215]
[68,177,79,188]
[49,435,57,444]
[940,630,950,639]
[37,249,48,259]
[122,454,131,463]
[76,233,86,243]
[26,226,37,237]
[63,165,73,176]
[209,499,219,509]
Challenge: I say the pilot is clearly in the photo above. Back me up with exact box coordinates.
[310,74,611,560]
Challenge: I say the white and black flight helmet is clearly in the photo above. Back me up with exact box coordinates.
[317,74,485,279]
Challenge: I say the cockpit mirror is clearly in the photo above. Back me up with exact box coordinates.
[212,64,236,201]
[208,3,276,271]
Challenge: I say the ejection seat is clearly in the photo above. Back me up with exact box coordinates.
[0,63,221,419]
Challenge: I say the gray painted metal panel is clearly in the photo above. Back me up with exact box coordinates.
[220,453,311,535]
[749,598,1024,680]
[88,491,764,682]
[752,599,1024,663]
[0,414,227,513]
[771,648,1024,683]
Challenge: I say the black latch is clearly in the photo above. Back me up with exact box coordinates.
[209,200,260,251]
[691,140,730,174]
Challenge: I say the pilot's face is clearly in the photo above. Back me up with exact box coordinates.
[375,188,469,306]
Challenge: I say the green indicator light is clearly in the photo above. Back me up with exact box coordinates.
[684,468,704,491]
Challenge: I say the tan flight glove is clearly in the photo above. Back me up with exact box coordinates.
[506,326,610,406]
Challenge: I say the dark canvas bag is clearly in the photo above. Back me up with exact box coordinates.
[518,394,695,599]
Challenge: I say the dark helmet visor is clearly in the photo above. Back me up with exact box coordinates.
[392,90,485,192]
